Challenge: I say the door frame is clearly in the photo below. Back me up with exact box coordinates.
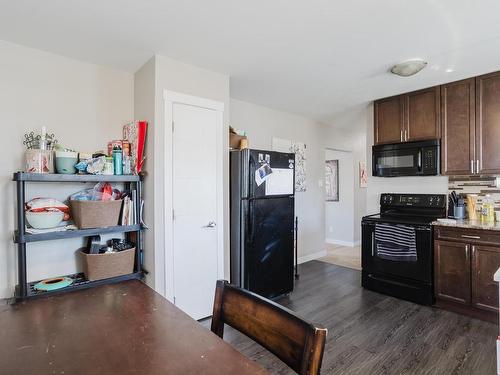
[163,90,225,302]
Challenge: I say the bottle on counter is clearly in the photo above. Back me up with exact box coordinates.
[481,194,495,223]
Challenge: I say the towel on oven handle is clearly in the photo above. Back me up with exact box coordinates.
[374,223,417,262]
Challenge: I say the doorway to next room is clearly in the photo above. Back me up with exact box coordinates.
[320,148,361,270]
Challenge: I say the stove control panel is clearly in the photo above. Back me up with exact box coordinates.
[381,194,446,208]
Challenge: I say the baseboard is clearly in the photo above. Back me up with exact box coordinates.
[326,238,361,247]
[0,286,13,300]
[298,250,327,264]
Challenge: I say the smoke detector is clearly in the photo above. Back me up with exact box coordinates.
[390,60,428,77]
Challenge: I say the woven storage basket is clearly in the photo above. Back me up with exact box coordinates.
[70,199,122,229]
[80,248,135,281]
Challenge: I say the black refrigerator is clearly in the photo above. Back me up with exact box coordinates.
[230,149,295,299]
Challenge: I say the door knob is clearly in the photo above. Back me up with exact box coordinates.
[202,221,216,228]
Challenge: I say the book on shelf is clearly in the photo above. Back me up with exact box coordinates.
[120,190,136,226]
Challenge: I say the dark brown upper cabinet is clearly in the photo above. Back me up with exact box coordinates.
[476,71,500,174]
[374,95,404,144]
[374,87,440,145]
[405,86,441,142]
[441,78,475,176]
[374,69,500,175]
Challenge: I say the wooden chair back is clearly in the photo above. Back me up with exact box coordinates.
[211,280,327,375]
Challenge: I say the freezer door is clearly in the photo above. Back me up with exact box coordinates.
[248,150,295,199]
[245,196,294,298]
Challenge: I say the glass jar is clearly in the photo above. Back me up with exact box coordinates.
[103,157,114,175]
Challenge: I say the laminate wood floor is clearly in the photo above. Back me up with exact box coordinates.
[202,260,497,374]
[319,244,361,270]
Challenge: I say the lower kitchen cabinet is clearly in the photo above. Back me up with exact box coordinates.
[434,226,500,322]
[472,245,500,313]
[434,240,471,305]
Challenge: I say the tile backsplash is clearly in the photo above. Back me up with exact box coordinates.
[448,176,500,210]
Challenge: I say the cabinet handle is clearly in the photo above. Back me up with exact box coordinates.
[461,235,481,240]
[471,160,475,174]
[476,160,480,175]
[400,130,403,142]
[404,129,408,142]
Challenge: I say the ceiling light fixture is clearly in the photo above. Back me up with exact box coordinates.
[390,59,428,77]
[445,68,454,73]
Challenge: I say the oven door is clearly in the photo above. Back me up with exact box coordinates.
[372,146,422,177]
[362,221,432,283]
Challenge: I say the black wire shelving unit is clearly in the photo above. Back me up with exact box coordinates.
[12,172,145,301]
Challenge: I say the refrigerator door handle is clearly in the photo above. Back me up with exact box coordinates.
[248,201,256,244]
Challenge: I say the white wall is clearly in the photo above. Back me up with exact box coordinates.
[230,99,326,260]
[134,55,230,296]
[325,149,356,245]
[133,57,156,288]
[363,102,449,213]
[325,102,449,225]
[0,40,134,298]
[323,105,368,244]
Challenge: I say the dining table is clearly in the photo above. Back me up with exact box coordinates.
[0,280,268,374]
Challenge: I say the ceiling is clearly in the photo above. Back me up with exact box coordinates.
[2,0,500,123]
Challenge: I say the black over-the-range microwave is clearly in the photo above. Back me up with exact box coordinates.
[372,139,440,177]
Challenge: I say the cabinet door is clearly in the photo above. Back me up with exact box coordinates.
[434,240,471,305]
[405,86,441,142]
[441,79,475,175]
[374,96,404,145]
[471,245,500,312]
[476,72,500,174]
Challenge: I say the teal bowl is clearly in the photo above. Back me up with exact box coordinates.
[55,151,78,174]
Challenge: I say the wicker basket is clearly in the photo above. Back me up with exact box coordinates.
[80,248,135,281]
[70,199,122,229]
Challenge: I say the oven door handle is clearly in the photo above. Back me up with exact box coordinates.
[376,222,431,231]
[415,226,431,231]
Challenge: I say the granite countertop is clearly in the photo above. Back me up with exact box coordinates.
[432,219,500,231]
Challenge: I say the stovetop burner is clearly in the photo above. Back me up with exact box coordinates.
[362,193,447,226]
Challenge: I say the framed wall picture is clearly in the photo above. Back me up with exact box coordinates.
[325,159,339,201]
[359,161,368,188]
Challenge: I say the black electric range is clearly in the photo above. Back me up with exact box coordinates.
[361,193,447,305]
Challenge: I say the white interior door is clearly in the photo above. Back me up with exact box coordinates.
[172,101,220,320]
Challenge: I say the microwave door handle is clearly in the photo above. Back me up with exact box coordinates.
[417,150,422,172]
